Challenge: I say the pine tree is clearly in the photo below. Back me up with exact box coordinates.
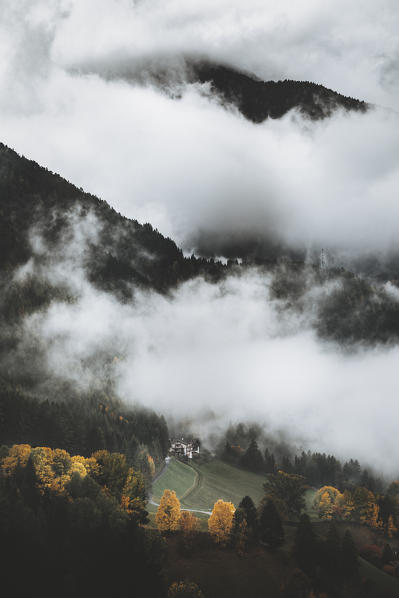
[259,498,284,549]
[264,448,276,474]
[324,521,341,576]
[236,518,250,556]
[240,439,264,472]
[341,530,358,578]
[237,495,258,539]
[294,514,317,576]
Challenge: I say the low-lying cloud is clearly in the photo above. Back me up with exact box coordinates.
[12,219,399,477]
[2,1,399,476]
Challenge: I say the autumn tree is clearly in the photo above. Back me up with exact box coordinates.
[179,511,199,552]
[91,450,129,500]
[352,487,380,527]
[259,498,284,549]
[338,489,355,520]
[156,489,181,533]
[208,499,235,545]
[313,486,343,520]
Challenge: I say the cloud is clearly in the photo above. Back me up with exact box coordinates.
[2,0,399,476]
[17,248,399,476]
[0,0,398,259]
[51,0,399,109]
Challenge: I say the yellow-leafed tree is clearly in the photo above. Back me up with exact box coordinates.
[156,489,181,533]
[318,491,334,520]
[208,499,235,544]
[179,510,199,535]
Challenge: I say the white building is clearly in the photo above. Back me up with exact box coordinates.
[169,438,200,459]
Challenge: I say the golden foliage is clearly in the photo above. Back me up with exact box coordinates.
[147,455,156,478]
[156,489,181,533]
[337,489,355,520]
[179,511,199,535]
[1,444,32,476]
[314,486,343,520]
[0,444,145,522]
[208,499,235,544]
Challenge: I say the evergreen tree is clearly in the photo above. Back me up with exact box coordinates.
[240,439,264,472]
[264,448,276,473]
[265,470,306,518]
[235,518,250,556]
[237,495,258,538]
[341,530,358,578]
[259,498,284,549]
[324,521,341,577]
[293,514,317,576]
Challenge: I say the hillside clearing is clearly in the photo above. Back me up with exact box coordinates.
[151,458,266,513]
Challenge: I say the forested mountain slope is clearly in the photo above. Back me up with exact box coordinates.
[0,142,225,301]
[188,61,368,122]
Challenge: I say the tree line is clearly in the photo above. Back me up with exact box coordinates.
[0,381,169,481]
[0,443,165,598]
[222,432,383,493]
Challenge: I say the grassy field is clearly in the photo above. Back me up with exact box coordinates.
[151,457,266,513]
[149,458,399,596]
[151,458,196,504]
[183,459,266,511]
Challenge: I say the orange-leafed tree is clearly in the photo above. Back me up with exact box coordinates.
[1,444,32,476]
[179,510,199,535]
[338,489,355,520]
[156,489,181,533]
[318,491,334,520]
[208,499,235,544]
[179,511,199,552]
[314,486,343,520]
